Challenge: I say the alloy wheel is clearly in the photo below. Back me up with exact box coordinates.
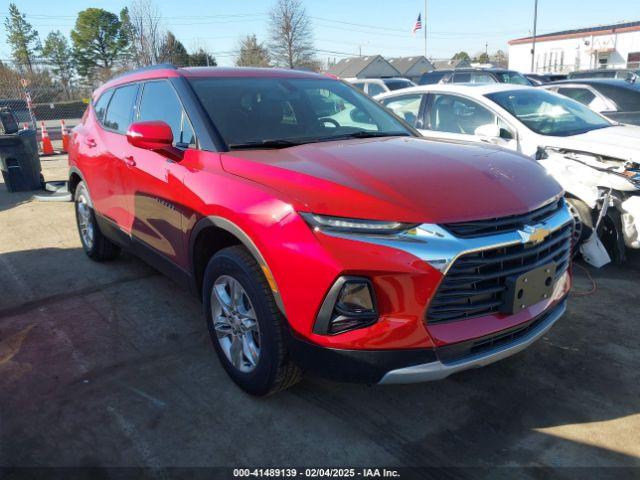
[210,275,261,373]
[76,186,95,249]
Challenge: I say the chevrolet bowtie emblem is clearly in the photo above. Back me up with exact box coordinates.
[518,224,550,245]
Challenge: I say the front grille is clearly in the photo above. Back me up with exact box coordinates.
[427,222,572,324]
[443,198,564,238]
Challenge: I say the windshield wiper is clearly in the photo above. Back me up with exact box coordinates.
[316,131,411,142]
[228,139,305,150]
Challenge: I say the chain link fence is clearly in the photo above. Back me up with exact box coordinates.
[1,59,90,150]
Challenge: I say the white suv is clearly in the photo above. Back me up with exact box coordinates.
[346,77,415,97]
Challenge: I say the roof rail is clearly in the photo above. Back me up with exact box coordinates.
[106,63,177,83]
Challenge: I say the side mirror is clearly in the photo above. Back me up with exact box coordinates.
[474,123,501,140]
[127,121,183,161]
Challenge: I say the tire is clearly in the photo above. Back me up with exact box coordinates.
[74,181,120,261]
[203,245,302,396]
[566,197,593,256]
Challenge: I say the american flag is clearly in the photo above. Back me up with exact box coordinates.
[412,14,422,34]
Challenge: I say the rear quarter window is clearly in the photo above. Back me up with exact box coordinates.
[93,89,114,124]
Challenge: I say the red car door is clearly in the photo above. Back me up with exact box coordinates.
[122,80,197,270]
[86,83,140,231]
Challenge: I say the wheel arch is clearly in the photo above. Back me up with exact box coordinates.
[189,216,286,316]
[68,167,89,204]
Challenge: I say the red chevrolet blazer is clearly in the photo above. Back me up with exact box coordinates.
[68,66,572,395]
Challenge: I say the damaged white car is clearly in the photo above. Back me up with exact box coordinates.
[376,84,640,265]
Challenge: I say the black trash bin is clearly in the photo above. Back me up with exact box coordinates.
[0,129,43,192]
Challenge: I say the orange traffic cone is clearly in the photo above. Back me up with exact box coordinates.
[22,122,29,130]
[60,120,69,153]
[40,121,54,155]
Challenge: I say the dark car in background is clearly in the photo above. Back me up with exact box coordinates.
[418,68,533,86]
[543,79,640,125]
[568,68,639,83]
[525,73,568,85]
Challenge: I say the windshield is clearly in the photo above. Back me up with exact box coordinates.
[486,88,611,136]
[495,71,532,85]
[188,77,412,148]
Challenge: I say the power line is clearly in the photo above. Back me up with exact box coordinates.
[2,10,528,38]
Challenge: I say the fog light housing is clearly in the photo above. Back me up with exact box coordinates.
[314,276,378,335]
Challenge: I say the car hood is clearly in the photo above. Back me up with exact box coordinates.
[221,137,562,224]
[540,124,640,162]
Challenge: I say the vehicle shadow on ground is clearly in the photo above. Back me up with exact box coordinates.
[0,246,638,470]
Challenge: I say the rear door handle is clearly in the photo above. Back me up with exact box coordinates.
[123,155,136,167]
[84,138,96,148]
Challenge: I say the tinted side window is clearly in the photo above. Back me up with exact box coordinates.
[382,94,423,126]
[384,79,414,91]
[138,81,188,145]
[427,94,496,134]
[93,89,113,123]
[557,88,596,106]
[452,72,471,83]
[103,84,139,133]
[470,72,496,84]
[596,84,640,110]
[419,72,445,85]
[367,82,386,96]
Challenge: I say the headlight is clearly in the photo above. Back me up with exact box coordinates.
[300,212,419,234]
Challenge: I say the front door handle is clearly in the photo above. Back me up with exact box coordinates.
[123,155,136,167]
[84,138,96,148]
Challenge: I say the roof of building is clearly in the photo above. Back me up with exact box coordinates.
[387,56,432,74]
[509,20,640,45]
[327,55,399,77]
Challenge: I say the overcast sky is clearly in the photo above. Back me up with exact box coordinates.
[1,0,636,66]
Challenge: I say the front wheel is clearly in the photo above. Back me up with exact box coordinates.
[203,246,301,396]
[74,181,120,261]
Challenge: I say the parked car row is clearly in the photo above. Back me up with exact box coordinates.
[541,79,640,126]
[68,65,575,395]
[568,68,639,83]
[347,77,416,96]
[417,68,533,86]
[376,83,640,265]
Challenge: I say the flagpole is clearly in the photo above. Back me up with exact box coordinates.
[424,0,428,57]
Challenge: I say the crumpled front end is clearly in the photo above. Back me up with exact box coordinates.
[620,195,640,249]
[536,147,640,265]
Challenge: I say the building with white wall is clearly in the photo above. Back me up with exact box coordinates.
[508,21,640,74]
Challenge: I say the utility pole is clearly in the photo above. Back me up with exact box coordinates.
[485,42,488,56]
[424,0,428,58]
[531,0,538,72]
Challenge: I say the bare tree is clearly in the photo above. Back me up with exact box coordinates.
[268,0,316,69]
[128,0,164,66]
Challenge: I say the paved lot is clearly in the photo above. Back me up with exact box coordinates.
[1,156,639,474]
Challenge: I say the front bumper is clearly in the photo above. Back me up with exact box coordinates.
[379,298,566,384]
[287,298,567,384]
